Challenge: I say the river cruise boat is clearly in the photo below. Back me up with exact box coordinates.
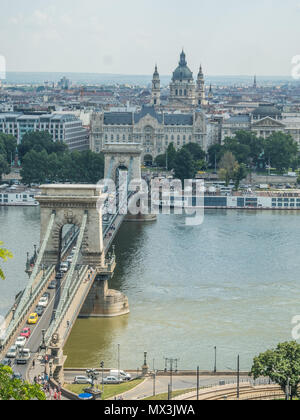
[0,185,40,206]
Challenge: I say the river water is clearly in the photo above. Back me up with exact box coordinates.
[1,206,300,371]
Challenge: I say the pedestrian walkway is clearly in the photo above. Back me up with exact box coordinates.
[27,355,63,400]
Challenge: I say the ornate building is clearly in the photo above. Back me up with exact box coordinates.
[151,50,208,110]
[90,106,207,163]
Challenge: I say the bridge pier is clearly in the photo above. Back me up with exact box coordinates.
[79,261,130,318]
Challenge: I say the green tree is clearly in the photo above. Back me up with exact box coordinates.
[0,134,17,164]
[233,163,248,190]
[218,152,238,186]
[223,137,251,165]
[0,241,12,280]
[0,155,10,180]
[264,132,298,173]
[207,144,224,170]
[154,154,167,168]
[182,143,206,161]
[250,341,300,399]
[18,131,67,161]
[166,143,177,171]
[20,150,49,185]
[0,365,45,400]
[173,148,196,182]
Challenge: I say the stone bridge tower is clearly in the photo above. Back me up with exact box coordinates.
[37,184,105,269]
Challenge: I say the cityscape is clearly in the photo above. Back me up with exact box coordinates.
[1,0,300,406]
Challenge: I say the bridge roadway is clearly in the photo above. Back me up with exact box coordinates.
[2,189,136,383]
[4,215,122,381]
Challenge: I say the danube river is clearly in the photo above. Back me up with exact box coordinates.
[1,206,300,371]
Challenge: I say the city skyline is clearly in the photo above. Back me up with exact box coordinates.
[1,0,300,76]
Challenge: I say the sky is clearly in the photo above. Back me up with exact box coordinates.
[1,0,300,76]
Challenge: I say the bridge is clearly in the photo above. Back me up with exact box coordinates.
[0,143,156,383]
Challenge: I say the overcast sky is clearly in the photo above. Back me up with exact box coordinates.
[1,0,300,76]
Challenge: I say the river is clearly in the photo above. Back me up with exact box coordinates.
[1,206,300,371]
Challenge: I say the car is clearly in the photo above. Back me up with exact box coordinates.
[55,271,63,280]
[66,256,73,264]
[48,280,57,290]
[103,376,123,384]
[60,263,69,273]
[1,358,12,367]
[109,369,131,381]
[20,327,31,339]
[27,313,39,325]
[15,336,27,348]
[38,296,48,308]
[6,345,17,359]
[42,292,50,299]
[35,306,44,317]
[73,376,93,385]
[16,349,31,365]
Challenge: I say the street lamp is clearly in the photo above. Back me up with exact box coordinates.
[214,346,217,373]
[117,344,120,382]
[100,361,104,393]
[49,361,53,378]
[40,329,46,351]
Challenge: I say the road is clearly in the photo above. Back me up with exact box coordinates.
[6,274,68,380]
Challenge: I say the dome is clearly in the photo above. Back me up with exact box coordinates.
[172,51,193,82]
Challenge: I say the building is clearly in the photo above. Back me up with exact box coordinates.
[90,105,207,162]
[152,50,208,110]
[221,103,300,147]
[0,113,89,151]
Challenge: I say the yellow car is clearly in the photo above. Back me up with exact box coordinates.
[27,313,38,325]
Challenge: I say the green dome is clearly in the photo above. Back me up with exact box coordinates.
[172,51,193,82]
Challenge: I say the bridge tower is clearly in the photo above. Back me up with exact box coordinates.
[38,184,105,269]
[103,143,142,182]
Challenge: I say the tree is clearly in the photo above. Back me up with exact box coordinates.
[264,132,298,173]
[166,143,177,171]
[233,163,248,190]
[218,152,238,186]
[0,365,45,400]
[18,131,67,162]
[0,155,10,180]
[182,143,206,161]
[0,134,17,164]
[223,137,251,165]
[0,241,12,280]
[207,143,224,170]
[250,341,300,399]
[154,154,167,168]
[173,148,196,182]
[20,150,49,185]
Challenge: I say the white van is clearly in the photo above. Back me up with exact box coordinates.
[109,370,131,381]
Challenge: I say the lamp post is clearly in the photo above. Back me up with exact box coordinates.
[197,366,200,400]
[237,355,240,400]
[100,361,104,393]
[117,344,120,382]
[40,329,46,351]
[214,346,217,373]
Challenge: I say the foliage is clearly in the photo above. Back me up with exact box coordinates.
[20,148,105,185]
[218,152,238,186]
[0,134,17,164]
[0,241,12,280]
[0,365,45,400]
[250,341,300,399]
[0,155,10,180]
[264,132,299,173]
[173,148,196,182]
[233,163,248,190]
[18,131,67,162]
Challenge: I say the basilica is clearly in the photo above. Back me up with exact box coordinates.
[151,50,207,110]
[90,51,208,163]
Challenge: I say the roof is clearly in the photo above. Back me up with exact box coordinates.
[172,51,193,82]
[103,106,194,126]
[224,115,251,124]
[252,104,281,117]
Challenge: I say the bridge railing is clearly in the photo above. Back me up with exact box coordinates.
[0,265,55,351]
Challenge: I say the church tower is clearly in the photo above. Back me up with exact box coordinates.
[196,65,206,106]
[151,65,161,106]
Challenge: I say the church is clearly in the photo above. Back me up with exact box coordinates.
[151,50,207,110]
[90,51,208,163]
